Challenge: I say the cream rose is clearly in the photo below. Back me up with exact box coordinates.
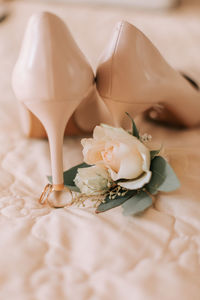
[81,124,152,190]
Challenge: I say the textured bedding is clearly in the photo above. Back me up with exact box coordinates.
[0,1,200,299]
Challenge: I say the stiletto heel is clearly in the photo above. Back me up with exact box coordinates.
[96,21,200,128]
[25,99,80,190]
[12,12,94,198]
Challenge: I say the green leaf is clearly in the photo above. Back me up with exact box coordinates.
[122,191,152,216]
[146,156,180,195]
[150,149,160,160]
[47,162,91,188]
[96,190,135,213]
[125,112,140,139]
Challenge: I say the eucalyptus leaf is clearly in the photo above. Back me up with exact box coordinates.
[122,191,152,216]
[150,149,160,160]
[157,163,180,193]
[125,112,140,139]
[146,156,180,195]
[96,190,135,213]
[47,162,91,187]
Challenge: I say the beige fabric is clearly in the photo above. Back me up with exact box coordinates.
[0,1,200,299]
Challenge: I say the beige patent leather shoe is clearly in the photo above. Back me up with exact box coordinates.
[12,12,95,191]
[96,21,200,128]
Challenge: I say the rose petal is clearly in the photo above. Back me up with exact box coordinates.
[82,138,105,165]
[107,147,144,181]
[118,171,152,190]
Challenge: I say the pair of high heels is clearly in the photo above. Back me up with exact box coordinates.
[12,12,200,194]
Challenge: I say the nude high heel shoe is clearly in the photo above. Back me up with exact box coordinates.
[12,12,94,194]
[96,21,200,128]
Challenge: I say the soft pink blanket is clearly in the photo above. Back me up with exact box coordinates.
[0,1,200,299]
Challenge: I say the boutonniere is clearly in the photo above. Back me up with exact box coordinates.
[48,113,180,216]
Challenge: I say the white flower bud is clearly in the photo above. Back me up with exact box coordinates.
[74,165,111,196]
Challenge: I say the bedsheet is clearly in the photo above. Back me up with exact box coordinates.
[0,1,200,299]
